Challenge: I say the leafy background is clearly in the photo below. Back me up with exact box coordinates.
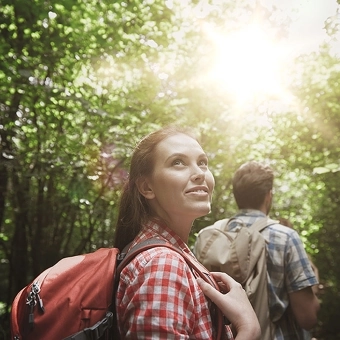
[1,0,340,338]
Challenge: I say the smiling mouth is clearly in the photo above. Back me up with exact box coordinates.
[186,189,208,194]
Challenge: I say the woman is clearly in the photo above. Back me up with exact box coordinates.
[114,126,260,339]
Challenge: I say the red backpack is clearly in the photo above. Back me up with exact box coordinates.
[11,238,226,340]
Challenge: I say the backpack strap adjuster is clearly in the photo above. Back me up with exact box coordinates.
[64,311,113,340]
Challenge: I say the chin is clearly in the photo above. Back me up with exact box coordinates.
[195,204,211,217]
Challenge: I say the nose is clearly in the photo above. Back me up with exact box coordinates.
[191,169,205,182]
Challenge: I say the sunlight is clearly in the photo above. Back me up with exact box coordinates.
[206,23,290,104]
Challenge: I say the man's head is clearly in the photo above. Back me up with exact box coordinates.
[232,161,274,213]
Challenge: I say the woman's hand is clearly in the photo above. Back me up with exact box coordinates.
[197,272,261,340]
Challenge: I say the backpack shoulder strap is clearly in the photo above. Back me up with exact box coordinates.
[117,238,221,298]
[250,217,278,233]
[116,238,225,340]
[225,217,246,231]
[211,218,229,231]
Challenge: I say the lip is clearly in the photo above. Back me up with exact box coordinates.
[185,186,209,194]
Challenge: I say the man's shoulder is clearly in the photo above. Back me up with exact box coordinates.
[267,222,300,238]
[229,213,303,243]
[263,222,306,253]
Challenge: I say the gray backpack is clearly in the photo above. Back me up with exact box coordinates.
[194,217,277,339]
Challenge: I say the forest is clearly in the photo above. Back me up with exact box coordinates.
[1,0,340,339]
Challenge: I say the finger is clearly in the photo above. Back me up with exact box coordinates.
[196,277,221,303]
[210,272,234,287]
[210,272,246,295]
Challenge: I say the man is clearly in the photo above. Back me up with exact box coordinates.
[230,160,320,339]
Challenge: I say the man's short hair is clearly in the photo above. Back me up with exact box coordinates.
[232,161,274,210]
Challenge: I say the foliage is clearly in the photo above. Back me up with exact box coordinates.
[0,0,180,333]
[0,0,340,339]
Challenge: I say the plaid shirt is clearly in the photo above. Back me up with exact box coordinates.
[229,210,318,340]
[116,220,233,339]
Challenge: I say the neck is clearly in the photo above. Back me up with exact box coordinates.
[152,216,193,244]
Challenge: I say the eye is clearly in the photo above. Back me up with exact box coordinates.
[198,158,208,167]
[172,159,185,166]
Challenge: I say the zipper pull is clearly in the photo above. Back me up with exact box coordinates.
[26,281,44,327]
[32,281,45,313]
[27,299,35,328]
[37,293,45,313]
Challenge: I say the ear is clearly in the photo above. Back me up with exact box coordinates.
[266,189,272,199]
[265,190,273,214]
[136,177,155,200]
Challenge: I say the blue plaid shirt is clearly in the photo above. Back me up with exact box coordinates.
[229,209,318,340]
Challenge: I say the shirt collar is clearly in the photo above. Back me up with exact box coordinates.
[235,209,267,218]
[132,219,192,255]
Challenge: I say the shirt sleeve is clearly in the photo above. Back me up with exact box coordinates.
[116,247,213,339]
[284,230,319,293]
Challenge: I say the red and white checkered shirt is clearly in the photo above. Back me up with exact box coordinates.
[116,220,233,339]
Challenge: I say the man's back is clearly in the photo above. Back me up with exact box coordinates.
[229,209,319,339]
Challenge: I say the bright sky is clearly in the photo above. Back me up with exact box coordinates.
[202,0,340,108]
[264,0,339,55]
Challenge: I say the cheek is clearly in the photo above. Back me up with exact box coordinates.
[151,172,177,194]
[207,171,215,191]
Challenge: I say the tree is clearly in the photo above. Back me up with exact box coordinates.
[1,0,340,338]
[0,0,177,333]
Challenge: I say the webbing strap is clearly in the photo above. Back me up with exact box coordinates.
[251,217,278,232]
[63,311,113,340]
[226,216,278,233]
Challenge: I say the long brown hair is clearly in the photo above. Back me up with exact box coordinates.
[113,126,198,250]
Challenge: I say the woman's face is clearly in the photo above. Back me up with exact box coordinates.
[139,133,215,225]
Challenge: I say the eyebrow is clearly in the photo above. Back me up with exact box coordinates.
[165,152,207,162]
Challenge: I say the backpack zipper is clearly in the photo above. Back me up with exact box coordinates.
[26,281,45,328]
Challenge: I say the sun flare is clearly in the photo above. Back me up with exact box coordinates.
[205,24,290,104]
